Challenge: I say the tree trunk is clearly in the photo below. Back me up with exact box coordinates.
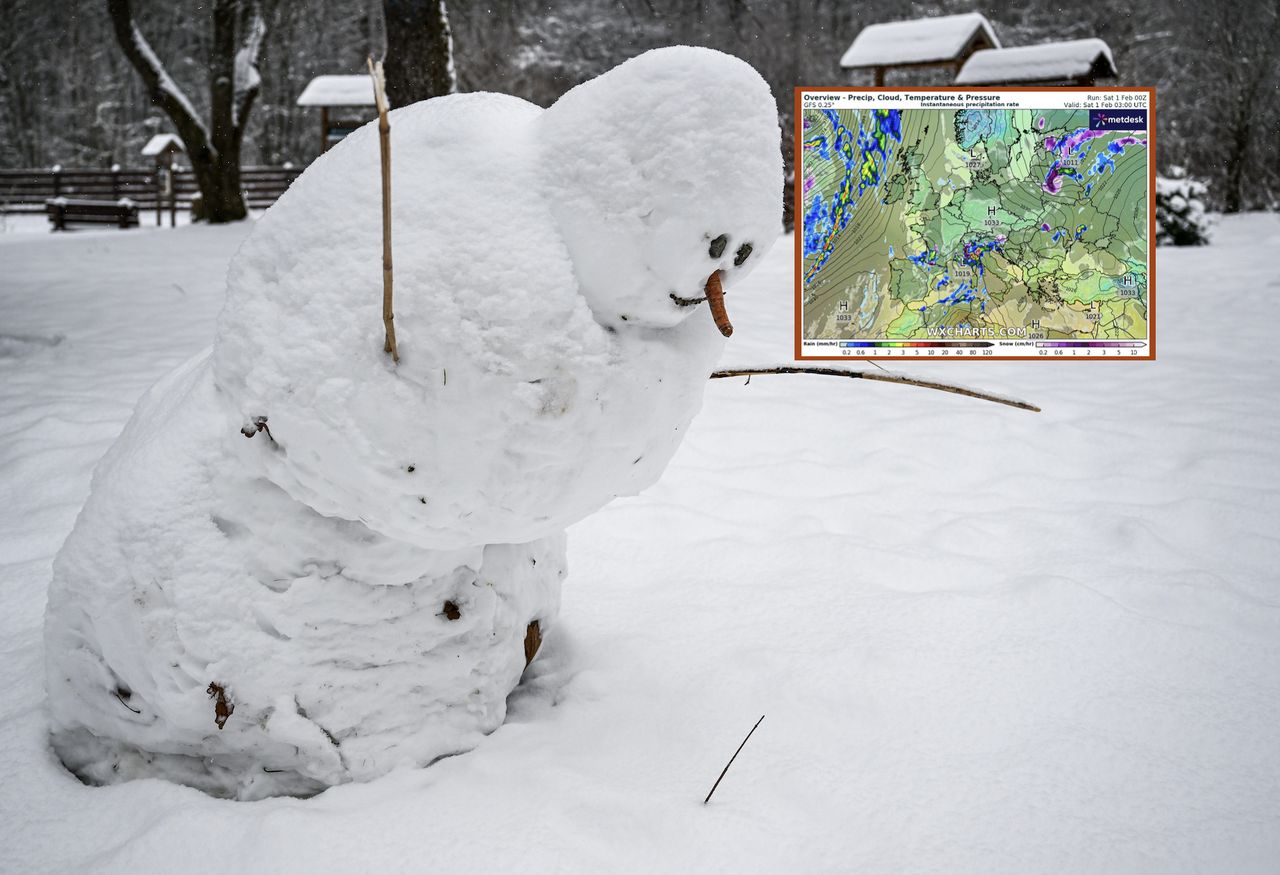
[191,152,248,223]
[382,0,457,108]
[1223,117,1249,214]
[106,0,263,223]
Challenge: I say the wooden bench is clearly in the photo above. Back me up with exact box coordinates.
[46,197,140,231]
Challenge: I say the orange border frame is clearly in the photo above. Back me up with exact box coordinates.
[792,86,1157,361]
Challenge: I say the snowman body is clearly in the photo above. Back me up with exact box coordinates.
[45,47,781,798]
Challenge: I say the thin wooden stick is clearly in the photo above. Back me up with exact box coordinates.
[704,714,765,804]
[710,367,1040,412]
[368,56,397,363]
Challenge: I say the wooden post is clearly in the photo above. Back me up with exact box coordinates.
[320,106,329,154]
[368,58,398,363]
[167,155,176,228]
[154,161,162,226]
[874,66,885,87]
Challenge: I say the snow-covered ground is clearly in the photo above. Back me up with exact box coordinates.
[2,215,1278,872]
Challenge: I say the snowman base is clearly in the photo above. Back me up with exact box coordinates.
[45,356,565,800]
[49,536,562,800]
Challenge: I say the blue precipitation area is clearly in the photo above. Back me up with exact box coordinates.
[955,109,1008,149]
[915,237,1005,316]
[1092,140,1130,175]
[803,191,832,257]
[803,109,902,266]
[908,248,939,268]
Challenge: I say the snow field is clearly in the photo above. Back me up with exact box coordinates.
[1,206,1278,868]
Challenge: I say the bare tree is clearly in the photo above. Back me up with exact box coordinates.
[1206,0,1280,212]
[106,0,265,222]
[0,0,1272,212]
[382,0,457,108]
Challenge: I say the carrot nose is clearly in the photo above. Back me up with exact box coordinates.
[704,271,732,337]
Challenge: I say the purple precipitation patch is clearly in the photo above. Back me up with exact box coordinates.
[1041,223,1050,231]
[1037,116,1046,130]
[1052,128,1107,157]
[1042,128,1111,193]
[1043,163,1065,194]
[803,175,815,194]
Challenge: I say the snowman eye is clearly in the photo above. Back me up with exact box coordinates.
[708,234,728,259]
[734,243,753,266]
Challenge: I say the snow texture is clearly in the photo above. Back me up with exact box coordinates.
[840,12,999,68]
[43,46,782,799]
[4,200,1280,871]
[955,38,1116,84]
[295,75,380,107]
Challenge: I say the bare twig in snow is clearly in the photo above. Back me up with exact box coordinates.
[113,687,141,714]
[704,714,765,804]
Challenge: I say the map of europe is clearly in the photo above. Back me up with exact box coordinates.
[801,106,1149,343]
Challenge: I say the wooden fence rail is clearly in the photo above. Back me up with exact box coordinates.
[0,166,303,213]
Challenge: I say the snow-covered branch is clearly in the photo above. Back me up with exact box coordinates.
[439,0,459,95]
[233,3,266,134]
[105,0,211,157]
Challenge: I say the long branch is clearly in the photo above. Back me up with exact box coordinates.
[710,367,1041,412]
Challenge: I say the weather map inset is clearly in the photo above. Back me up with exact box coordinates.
[796,89,1153,359]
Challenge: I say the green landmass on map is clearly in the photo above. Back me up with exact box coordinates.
[800,106,1148,342]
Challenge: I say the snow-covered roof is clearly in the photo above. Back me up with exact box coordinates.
[140,133,183,157]
[296,75,377,107]
[840,13,1000,69]
[955,38,1116,84]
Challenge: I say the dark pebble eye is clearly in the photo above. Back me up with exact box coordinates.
[709,234,728,258]
[734,243,753,266]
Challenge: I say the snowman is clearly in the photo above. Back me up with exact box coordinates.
[45,46,782,799]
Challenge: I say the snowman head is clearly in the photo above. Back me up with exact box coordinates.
[537,46,782,334]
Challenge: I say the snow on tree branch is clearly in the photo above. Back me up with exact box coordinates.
[106,0,212,157]
[233,3,266,132]
[439,0,459,94]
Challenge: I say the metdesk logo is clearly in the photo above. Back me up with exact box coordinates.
[1090,109,1147,130]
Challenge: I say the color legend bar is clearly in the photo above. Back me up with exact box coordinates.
[840,341,993,348]
[1035,341,1146,348]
